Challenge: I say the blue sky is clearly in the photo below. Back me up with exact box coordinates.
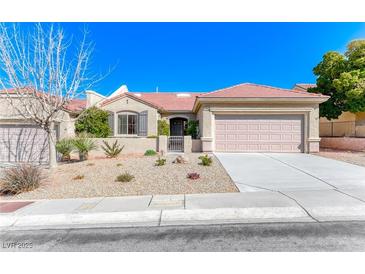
[58,23,365,95]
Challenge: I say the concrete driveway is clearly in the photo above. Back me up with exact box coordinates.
[215,153,365,192]
[215,153,365,221]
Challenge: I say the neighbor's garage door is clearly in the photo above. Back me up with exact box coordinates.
[0,125,49,163]
[215,115,303,152]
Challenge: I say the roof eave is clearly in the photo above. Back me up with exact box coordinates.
[192,96,329,112]
[100,93,164,111]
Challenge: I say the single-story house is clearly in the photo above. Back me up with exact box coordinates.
[90,83,328,153]
[0,89,84,163]
[0,82,329,163]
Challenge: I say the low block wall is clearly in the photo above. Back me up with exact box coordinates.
[192,139,202,152]
[89,137,157,157]
[320,137,365,152]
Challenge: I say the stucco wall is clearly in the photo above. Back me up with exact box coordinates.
[0,96,75,139]
[160,112,197,121]
[320,137,365,152]
[192,139,202,152]
[195,101,321,153]
[100,96,158,136]
[86,91,105,108]
[319,112,365,137]
[87,137,157,157]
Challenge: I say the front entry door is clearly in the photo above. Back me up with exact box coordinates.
[170,119,184,136]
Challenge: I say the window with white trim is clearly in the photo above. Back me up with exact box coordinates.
[118,112,138,135]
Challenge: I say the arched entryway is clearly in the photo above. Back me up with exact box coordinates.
[170,117,188,136]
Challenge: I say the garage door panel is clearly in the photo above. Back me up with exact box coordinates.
[237,134,248,140]
[0,125,49,163]
[238,124,248,130]
[215,115,303,153]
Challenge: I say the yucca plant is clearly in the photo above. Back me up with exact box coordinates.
[72,134,97,161]
[55,138,75,161]
[0,164,43,195]
[101,140,124,158]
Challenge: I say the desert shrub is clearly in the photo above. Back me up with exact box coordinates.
[155,157,166,166]
[56,138,75,161]
[116,163,123,167]
[75,106,112,137]
[186,120,199,139]
[187,172,200,180]
[116,172,134,182]
[73,174,85,180]
[86,163,95,166]
[72,134,98,161]
[101,140,124,158]
[199,154,213,166]
[144,149,157,156]
[157,120,170,136]
[0,164,43,194]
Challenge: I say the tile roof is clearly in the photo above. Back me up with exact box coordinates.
[2,82,328,114]
[199,83,326,98]
[64,99,86,112]
[99,92,165,110]
[133,92,201,111]
[293,83,317,91]
[0,88,86,113]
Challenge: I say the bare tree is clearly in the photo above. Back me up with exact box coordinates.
[0,23,96,168]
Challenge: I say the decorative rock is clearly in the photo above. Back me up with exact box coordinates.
[173,155,189,164]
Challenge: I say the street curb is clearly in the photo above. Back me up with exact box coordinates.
[0,206,316,231]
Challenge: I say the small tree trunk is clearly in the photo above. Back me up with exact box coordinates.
[48,122,57,168]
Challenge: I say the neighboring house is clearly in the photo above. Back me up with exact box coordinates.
[293,84,365,137]
[88,83,328,153]
[0,90,85,163]
[0,82,328,164]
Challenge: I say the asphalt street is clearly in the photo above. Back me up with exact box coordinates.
[1,221,365,251]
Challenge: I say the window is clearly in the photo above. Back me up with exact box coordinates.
[118,113,138,135]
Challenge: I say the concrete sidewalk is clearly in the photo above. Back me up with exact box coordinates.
[2,188,365,231]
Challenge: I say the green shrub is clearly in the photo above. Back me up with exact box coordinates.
[72,134,98,161]
[186,120,199,139]
[0,164,43,195]
[101,140,124,158]
[147,135,158,138]
[155,157,166,166]
[116,172,134,182]
[157,120,170,136]
[56,138,75,161]
[144,149,157,156]
[198,154,213,166]
[75,106,112,137]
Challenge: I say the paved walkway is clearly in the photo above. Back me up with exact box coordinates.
[215,153,365,191]
[2,187,365,230]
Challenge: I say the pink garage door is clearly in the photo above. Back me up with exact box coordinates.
[0,125,49,163]
[215,115,304,152]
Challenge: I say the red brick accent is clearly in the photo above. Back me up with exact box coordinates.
[320,137,365,152]
[0,201,33,213]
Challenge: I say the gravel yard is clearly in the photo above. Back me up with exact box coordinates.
[315,148,365,167]
[0,153,237,200]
